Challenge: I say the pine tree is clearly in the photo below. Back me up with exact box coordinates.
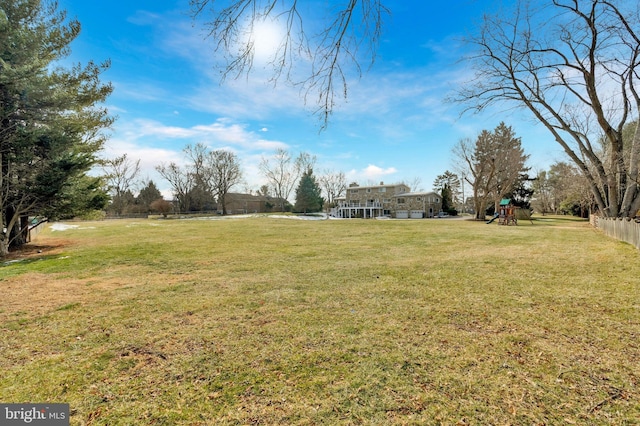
[440,183,453,212]
[294,169,323,214]
[137,180,163,212]
[0,0,113,255]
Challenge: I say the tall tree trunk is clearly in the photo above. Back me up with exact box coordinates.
[0,215,7,256]
[621,122,640,217]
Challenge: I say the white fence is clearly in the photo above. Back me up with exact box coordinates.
[591,215,640,250]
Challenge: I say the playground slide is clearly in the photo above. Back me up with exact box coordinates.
[486,213,499,224]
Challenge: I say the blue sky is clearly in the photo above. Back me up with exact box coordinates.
[57,0,564,197]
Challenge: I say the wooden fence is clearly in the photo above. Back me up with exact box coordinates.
[28,221,46,242]
[591,215,640,250]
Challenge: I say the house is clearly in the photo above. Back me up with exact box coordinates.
[223,193,288,214]
[331,182,442,219]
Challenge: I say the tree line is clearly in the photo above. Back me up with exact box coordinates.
[193,0,640,220]
[100,146,348,218]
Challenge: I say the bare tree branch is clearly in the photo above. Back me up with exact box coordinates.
[455,0,640,217]
[190,0,388,128]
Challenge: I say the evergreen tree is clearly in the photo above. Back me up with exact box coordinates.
[433,171,461,206]
[0,0,113,255]
[440,183,453,212]
[294,169,323,214]
[137,180,163,211]
[453,122,529,220]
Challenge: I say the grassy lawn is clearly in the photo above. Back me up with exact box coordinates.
[1,215,638,425]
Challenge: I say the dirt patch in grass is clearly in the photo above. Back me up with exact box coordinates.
[1,274,107,321]
[0,264,206,322]
[3,237,73,261]
[0,269,185,322]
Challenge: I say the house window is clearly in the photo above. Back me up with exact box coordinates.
[351,189,359,194]
[383,198,391,203]
[379,187,386,192]
[366,188,371,193]
[416,197,422,201]
[397,198,405,204]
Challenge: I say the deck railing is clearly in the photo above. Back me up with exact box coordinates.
[337,201,383,208]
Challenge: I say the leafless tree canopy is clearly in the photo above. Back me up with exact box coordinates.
[456,0,640,218]
[190,0,388,127]
[318,169,347,205]
[102,154,141,214]
[259,148,315,209]
[532,161,592,215]
[209,149,243,215]
[156,144,243,214]
[102,154,141,198]
[156,162,194,212]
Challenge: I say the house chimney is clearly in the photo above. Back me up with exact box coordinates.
[380,181,384,185]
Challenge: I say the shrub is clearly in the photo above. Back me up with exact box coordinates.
[150,199,174,218]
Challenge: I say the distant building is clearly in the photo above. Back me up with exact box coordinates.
[331,182,442,219]
[223,193,288,214]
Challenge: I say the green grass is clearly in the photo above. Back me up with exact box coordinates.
[1,216,639,424]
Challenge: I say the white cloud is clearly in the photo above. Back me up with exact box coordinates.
[363,164,398,178]
[346,164,398,183]
[102,139,181,169]
[100,116,291,197]
[117,118,289,151]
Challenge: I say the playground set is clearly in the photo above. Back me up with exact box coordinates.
[486,198,519,225]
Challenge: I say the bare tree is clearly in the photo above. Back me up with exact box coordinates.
[156,162,194,213]
[190,0,388,127]
[454,136,494,220]
[257,184,271,196]
[295,151,317,175]
[456,0,640,218]
[531,169,553,215]
[407,176,423,192]
[209,149,243,215]
[102,154,141,215]
[318,169,347,206]
[184,143,217,210]
[184,143,213,192]
[259,149,315,210]
[546,161,593,216]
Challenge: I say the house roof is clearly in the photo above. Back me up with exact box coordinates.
[349,183,409,190]
[226,193,286,203]
[393,191,440,197]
